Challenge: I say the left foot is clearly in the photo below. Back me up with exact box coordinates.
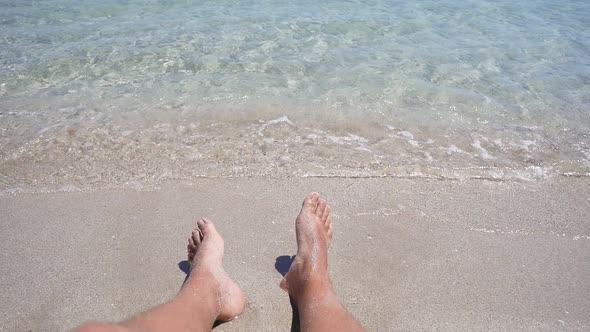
[187,218,246,321]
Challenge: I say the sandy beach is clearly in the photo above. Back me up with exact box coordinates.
[1,177,588,331]
[2,1,589,331]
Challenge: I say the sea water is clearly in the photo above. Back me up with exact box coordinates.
[0,0,588,192]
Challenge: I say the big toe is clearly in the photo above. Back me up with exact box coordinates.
[197,218,219,237]
[303,192,320,210]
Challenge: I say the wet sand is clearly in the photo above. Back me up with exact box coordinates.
[0,178,589,331]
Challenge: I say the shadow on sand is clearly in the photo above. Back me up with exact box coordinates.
[178,260,190,284]
[275,255,300,332]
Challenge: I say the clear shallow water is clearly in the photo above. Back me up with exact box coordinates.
[0,0,589,192]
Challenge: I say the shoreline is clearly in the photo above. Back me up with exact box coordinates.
[2,171,589,197]
[1,177,588,331]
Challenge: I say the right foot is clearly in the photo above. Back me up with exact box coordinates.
[187,218,246,321]
[280,192,333,300]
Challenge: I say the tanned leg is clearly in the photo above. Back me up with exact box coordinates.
[281,192,364,332]
[75,218,246,332]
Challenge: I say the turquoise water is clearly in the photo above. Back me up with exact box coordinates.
[0,0,589,192]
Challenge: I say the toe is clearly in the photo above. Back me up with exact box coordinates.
[321,205,331,223]
[198,217,220,237]
[193,233,201,246]
[304,192,320,209]
[326,215,333,239]
[187,243,196,261]
[188,235,197,249]
[192,228,202,245]
[197,218,208,235]
[187,244,194,258]
[316,197,327,216]
[188,235,197,252]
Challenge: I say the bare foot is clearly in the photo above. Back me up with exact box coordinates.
[280,192,333,300]
[186,218,246,321]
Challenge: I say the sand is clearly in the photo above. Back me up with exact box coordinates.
[1,177,589,331]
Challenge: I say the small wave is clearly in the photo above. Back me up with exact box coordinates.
[1,115,588,195]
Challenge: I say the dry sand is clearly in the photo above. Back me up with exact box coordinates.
[1,178,589,331]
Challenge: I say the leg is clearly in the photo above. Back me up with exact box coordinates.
[281,192,364,331]
[75,218,246,332]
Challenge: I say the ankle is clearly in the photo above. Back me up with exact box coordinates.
[181,271,221,313]
[290,275,333,304]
